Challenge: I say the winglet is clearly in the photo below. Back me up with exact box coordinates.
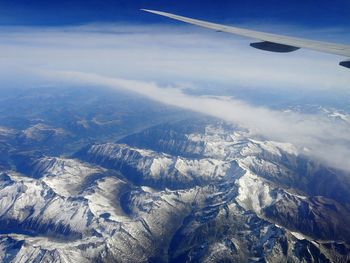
[141,9,162,15]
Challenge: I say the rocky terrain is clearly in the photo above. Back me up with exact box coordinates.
[0,118,349,262]
[0,87,349,262]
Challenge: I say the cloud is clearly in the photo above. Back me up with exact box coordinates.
[0,24,349,91]
[40,70,350,172]
[1,24,350,171]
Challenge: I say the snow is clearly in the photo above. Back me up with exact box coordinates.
[330,111,349,121]
[84,177,130,222]
[149,156,173,178]
[174,158,230,180]
[0,172,92,235]
[236,172,274,213]
[290,231,306,240]
[0,121,335,262]
[321,107,350,122]
[38,157,105,197]
[2,234,103,263]
[186,127,246,160]
[248,139,298,157]
[22,124,67,140]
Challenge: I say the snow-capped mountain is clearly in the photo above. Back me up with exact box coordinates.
[1,118,348,262]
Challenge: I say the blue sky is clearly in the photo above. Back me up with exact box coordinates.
[1,0,350,28]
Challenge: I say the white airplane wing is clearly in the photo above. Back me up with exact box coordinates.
[141,9,350,69]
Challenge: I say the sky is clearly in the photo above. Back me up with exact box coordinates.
[1,1,350,172]
[1,0,350,28]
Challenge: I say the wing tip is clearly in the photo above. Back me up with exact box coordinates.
[140,9,159,14]
[140,9,170,17]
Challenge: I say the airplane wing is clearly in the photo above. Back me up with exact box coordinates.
[141,9,350,69]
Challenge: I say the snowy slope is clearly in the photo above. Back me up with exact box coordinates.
[0,120,349,262]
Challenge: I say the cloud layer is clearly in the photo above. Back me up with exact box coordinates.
[1,24,350,171]
[41,70,350,172]
[0,24,349,91]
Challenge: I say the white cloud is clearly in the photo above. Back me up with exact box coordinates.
[0,24,349,91]
[41,70,350,172]
[1,24,350,171]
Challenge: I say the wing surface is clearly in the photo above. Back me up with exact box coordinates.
[142,9,350,68]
